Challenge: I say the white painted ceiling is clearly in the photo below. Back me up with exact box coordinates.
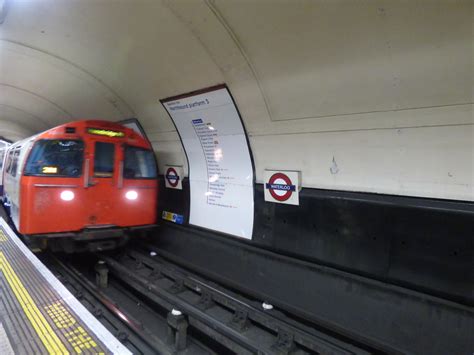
[0,0,472,200]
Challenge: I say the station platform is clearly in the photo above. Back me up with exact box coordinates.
[0,217,131,354]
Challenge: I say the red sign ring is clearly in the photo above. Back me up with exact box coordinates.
[268,173,293,201]
[166,167,179,187]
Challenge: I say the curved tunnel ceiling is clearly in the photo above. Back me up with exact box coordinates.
[0,0,472,201]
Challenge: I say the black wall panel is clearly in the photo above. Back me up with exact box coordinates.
[156,176,473,304]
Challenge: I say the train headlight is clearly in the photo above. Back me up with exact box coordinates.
[125,190,138,200]
[60,190,75,201]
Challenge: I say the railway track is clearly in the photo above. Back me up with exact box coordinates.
[98,245,375,355]
[44,253,215,354]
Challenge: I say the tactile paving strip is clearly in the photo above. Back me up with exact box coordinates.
[0,218,131,355]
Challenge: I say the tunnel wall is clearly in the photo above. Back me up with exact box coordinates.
[1,0,472,202]
[150,0,473,202]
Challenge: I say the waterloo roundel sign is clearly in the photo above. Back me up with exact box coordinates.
[165,167,180,187]
[265,172,296,202]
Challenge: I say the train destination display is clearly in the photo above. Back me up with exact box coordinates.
[161,85,254,239]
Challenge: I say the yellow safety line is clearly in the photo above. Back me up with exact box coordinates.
[0,252,69,354]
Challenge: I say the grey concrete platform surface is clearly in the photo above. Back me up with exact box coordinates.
[0,217,131,354]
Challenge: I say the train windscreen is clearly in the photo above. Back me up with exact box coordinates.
[123,146,157,179]
[24,140,84,177]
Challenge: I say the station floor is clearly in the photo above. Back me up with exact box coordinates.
[0,218,130,354]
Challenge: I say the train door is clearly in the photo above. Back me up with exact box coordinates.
[84,139,121,227]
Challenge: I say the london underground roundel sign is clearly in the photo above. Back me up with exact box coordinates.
[264,170,300,205]
[164,166,183,190]
[165,167,179,187]
[266,173,295,201]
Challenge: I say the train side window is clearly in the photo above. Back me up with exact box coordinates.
[0,150,5,170]
[123,146,157,179]
[94,142,115,177]
[24,140,84,177]
[5,150,14,175]
[10,150,20,177]
[5,148,21,177]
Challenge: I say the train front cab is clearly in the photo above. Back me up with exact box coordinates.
[17,124,158,252]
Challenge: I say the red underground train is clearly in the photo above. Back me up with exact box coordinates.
[1,120,158,252]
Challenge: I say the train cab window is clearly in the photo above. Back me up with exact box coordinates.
[94,142,115,177]
[123,146,157,179]
[24,140,84,177]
